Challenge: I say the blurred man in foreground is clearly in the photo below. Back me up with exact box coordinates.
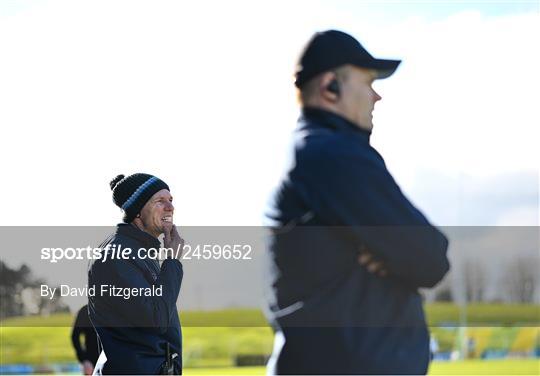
[89,173,184,374]
[265,30,450,375]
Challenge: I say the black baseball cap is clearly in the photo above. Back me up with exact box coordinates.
[294,30,401,88]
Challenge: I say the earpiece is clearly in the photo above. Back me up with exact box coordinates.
[326,79,340,96]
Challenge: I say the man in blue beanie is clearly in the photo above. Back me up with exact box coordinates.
[265,30,450,375]
[89,173,184,374]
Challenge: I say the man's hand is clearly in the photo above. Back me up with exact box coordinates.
[358,245,388,277]
[163,223,185,260]
[81,360,93,376]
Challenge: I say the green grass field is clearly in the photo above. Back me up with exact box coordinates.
[3,303,538,327]
[0,326,274,367]
[1,304,539,374]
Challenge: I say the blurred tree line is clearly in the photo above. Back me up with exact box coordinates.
[0,261,69,319]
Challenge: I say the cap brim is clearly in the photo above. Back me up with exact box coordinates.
[353,58,401,79]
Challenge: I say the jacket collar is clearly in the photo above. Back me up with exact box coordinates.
[115,223,161,249]
[299,107,372,142]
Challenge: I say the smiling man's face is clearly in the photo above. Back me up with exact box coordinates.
[137,189,174,238]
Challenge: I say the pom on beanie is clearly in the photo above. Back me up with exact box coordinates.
[110,173,169,223]
[110,174,125,191]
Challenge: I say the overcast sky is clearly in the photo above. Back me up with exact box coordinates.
[0,0,538,227]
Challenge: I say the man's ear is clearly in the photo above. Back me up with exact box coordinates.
[132,214,142,227]
[320,72,340,102]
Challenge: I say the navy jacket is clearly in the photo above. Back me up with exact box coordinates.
[88,224,183,374]
[265,108,449,374]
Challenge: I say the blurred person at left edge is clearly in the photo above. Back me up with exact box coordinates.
[71,304,99,375]
[88,173,184,375]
